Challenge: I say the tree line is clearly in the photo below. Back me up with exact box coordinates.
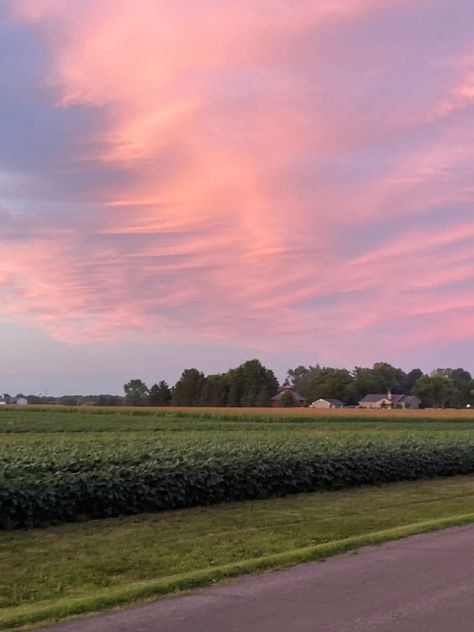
[288,363,474,408]
[122,360,474,408]
[15,360,474,408]
[123,359,279,407]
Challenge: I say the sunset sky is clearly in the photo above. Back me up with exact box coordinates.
[1,0,474,394]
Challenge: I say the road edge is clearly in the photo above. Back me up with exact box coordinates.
[3,512,474,631]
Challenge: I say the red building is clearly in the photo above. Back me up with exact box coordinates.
[271,384,307,407]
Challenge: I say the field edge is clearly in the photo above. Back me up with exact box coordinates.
[4,512,474,631]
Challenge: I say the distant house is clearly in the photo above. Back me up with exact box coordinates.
[271,385,307,408]
[359,392,421,409]
[0,396,28,406]
[309,398,344,409]
[9,397,28,406]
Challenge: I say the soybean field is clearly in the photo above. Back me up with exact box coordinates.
[3,406,474,530]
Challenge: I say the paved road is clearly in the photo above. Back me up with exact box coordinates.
[40,525,474,632]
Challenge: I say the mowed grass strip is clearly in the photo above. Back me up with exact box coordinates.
[2,476,474,629]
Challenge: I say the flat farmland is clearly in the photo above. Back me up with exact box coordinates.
[3,406,474,530]
[3,406,474,629]
[159,406,474,418]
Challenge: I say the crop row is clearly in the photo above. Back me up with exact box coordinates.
[3,438,474,529]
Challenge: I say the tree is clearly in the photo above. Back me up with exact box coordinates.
[279,389,295,407]
[366,362,407,393]
[172,369,205,406]
[405,369,424,392]
[412,374,456,408]
[123,379,149,407]
[430,368,474,407]
[255,386,272,407]
[288,365,353,403]
[58,396,78,406]
[350,367,378,402]
[311,367,353,402]
[224,359,279,407]
[199,374,228,406]
[148,381,172,406]
[349,363,408,402]
[287,366,311,392]
[95,394,124,406]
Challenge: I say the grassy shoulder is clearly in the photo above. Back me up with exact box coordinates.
[2,476,474,629]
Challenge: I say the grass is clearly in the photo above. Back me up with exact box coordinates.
[2,475,474,629]
[3,406,474,627]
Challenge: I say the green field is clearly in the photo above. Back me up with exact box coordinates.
[3,406,474,529]
[3,406,474,629]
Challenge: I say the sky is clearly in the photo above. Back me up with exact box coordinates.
[1,0,474,394]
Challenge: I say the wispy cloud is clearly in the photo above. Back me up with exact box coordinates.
[1,0,473,367]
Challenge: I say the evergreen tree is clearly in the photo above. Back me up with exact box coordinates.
[148,381,172,406]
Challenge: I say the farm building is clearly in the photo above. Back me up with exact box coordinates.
[271,385,307,407]
[0,396,28,405]
[9,396,28,405]
[309,398,344,409]
[359,392,421,409]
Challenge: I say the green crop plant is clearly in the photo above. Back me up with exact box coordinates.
[2,407,474,529]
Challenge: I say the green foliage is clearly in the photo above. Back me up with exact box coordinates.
[432,368,474,407]
[172,369,205,406]
[123,379,149,407]
[412,374,457,408]
[279,390,296,407]
[405,368,424,392]
[288,362,474,407]
[224,359,279,407]
[254,386,272,407]
[3,408,474,529]
[3,476,474,629]
[350,363,408,402]
[199,374,228,406]
[288,365,353,403]
[168,359,279,407]
[148,381,172,406]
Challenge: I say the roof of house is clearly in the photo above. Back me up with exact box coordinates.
[359,394,421,404]
[359,393,404,403]
[271,386,306,402]
[314,398,344,405]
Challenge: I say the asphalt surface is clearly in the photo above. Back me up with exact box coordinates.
[40,525,474,632]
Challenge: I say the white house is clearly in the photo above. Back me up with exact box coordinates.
[0,396,28,405]
[358,393,421,409]
[11,397,28,406]
[309,398,344,409]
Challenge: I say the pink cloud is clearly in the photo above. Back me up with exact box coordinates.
[1,0,474,367]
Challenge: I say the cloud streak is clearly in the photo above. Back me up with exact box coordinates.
[1,0,473,368]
